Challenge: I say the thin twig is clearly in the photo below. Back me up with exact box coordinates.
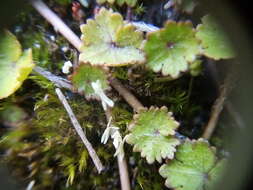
[29,0,82,50]
[206,62,244,129]
[131,21,159,32]
[202,72,234,139]
[105,109,131,190]
[126,6,132,21]
[110,78,144,112]
[55,88,104,173]
[33,66,73,90]
[117,156,131,190]
[202,84,227,139]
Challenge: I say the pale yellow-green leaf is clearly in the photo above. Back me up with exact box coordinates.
[79,8,145,66]
[0,30,21,63]
[0,47,34,99]
[126,106,180,164]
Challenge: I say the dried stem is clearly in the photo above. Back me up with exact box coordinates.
[131,21,159,32]
[126,6,132,21]
[202,71,234,139]
[110,78,144,112]
[202,84,228,139]
[29,0,82,50]
[117,157,131,190]
[55,88,104,173]
[33,66,72,90]
[105,109,131,190]
[206,62,244,129]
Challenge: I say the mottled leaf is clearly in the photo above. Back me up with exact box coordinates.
[79,8,145,66]
[126,106,180,164]
[159,139,226,190]
[70,63,109,99]
[144,21,200,78]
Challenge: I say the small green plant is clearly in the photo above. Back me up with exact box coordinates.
[126,106,180,164]
[159,139,226,190]
[70,63,109,99]
[0,2,235,190]
[144,21,200,78]
[79,8,145,66]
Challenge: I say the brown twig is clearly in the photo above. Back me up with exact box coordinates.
[33,66,72,90]
[202,71,234,139]
[105,108,131,190]
[206,62,244,130]
[55,88,104,173]
[126,6,132,21]
[110,78,144,112]
[117,156,131,190]
[29,0,82,50]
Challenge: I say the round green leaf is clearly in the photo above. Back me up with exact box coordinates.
[144,21,200,78]
[159,139,226,190]
[126,106,180,164]
[70,63,109,99]
[79,8,145,66]
[196,15,235,60]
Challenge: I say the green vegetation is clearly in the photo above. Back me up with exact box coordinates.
[0,1,235,189]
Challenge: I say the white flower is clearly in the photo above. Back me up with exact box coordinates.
[62,61,72,74]
[26,180,35,190]
[101,117,125,160]
[111,131,125,161]
[91,80,114,110]
[112,130,122,149]
[101,117,118,144]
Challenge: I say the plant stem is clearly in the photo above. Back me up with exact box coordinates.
[206,62,244,129]
[110,78,144,112]
[34,66,73,90]
[202,84,227,139]
[105,109,131,190]
[131,21,159,32]
[117,156,131,190]
[126,6,132,21]
[55,88,104,173]
[202,71,234,139]
[186,77,194,106]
